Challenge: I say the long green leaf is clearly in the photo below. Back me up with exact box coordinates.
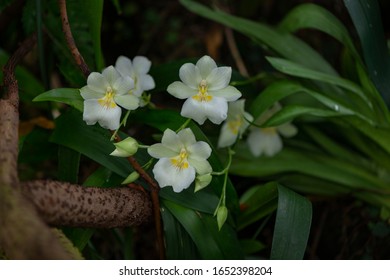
[78,0,104,70]
[238,182,278,230]
[262,104,345,127]
[344,0,390,106]
[162,199,244,259]
[278,3,389,121]
[279,3,360,62]
[33,88,84,111]
[266,57,371,106]
[270,185,312,260]
[50,109,131,178]
[180,0,337,75]
[230,145,387,192]
[161,204,199,259]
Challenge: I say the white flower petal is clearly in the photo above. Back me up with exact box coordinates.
[161,128,182,151]
[114,76,134,95]
[211,86,242,101]
[196,55,217,78]
[115,56,134,78]
[177,128,196,147]
[83,99,121,130]
[207,67,232,90]
[277,123,298,137]
[114,94,140,110]
[133,56,152,74]
[187,141,212,160]
[167,81,197,99]
[102,66,121,86]
[139,74,155,92]
[179,63,201,88]
[217,123,238,148]
[188,157,212,175]
[152,158,195,192]
[87,72,109,93]
[181,96,228,125]
[180,98,208,125]
[227,99,245,119]
[247,129,282,157]
[148,143,178,158]
[80,85,104,99]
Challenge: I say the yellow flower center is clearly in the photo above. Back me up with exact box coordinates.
[98,86,117,109]
[170,148,189,170]
[227,116,243,135]
[192,79,213,102]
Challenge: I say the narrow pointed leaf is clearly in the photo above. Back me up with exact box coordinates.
[270,185,312,259]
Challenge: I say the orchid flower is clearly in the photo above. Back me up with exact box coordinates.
[115,55,155,106]
[247,103,297,157]
[80,66,138,130]
[218,100,253,148]
[148,128,212,192]
[167,55,241,125]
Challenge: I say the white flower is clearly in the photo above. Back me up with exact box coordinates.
[247,103,297,157]
[115,55,155,106]
[167,55,241,125]
[147,128,212,192]
[80,66,138,130]
[218,100,253,148]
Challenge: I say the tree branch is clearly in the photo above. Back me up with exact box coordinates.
[58,0,90,77]
[21,180,152,228]
[0,34,79,259]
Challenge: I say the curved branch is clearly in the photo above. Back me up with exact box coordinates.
[58,0,90,77]
[0,34,79,259]
[21,180,152,228]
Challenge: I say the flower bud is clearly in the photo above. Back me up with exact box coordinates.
[110,137,139,157]
[216,206,228,230]
[194,173,212,192]
[122,171,140,184]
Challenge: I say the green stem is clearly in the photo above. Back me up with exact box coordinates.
[213,148,234,215]
[176,118,191,132]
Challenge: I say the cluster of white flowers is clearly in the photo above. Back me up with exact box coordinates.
[80,55,297,194]
[80,56,155,130]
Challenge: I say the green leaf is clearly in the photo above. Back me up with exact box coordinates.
[78,0,104,70]
[262,104,344,127]
[266,57,371,105]
[161,205,199,259]
[344,0,390,105]
[162,199,244,259]
[270,185,312,260]
[239,239,266,255]
[238,182,278,230]
[57,145,80,184]
[50,109,131,178]
[230,145,387,192]
[180,0,337,75]
[249,80,304,119]
[279,3,360,62]
[33,88,84,111]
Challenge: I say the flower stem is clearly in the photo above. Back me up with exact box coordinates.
[213,148,234,216]
[176,118,191,132]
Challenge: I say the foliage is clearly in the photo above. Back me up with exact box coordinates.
[2,0,390,259]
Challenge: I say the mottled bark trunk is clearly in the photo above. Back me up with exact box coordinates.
[21,180,152,228]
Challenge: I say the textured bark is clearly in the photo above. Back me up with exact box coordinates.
[21,180,152,228]
[0,34,78,259]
